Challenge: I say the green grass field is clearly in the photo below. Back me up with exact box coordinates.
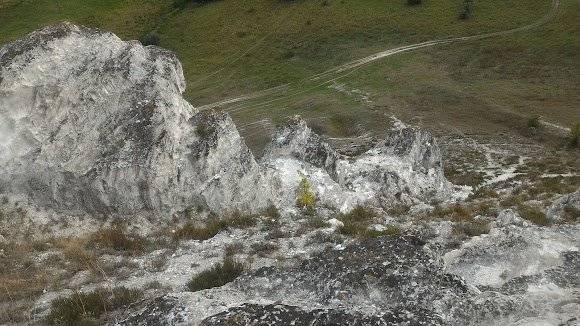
[1,0,578,154]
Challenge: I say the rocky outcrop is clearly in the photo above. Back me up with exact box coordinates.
[117,229,580,325]
[0,23,451,216]
[261,117,342,182]
[0,23,268,215]
[547,188,580,222]
[262,117,452,212]
[117,235,449,325]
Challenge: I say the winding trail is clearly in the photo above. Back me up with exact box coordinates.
[198,0,559,113]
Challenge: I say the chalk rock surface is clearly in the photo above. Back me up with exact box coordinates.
[0,23,453,216]
[261,117,452,212]
[117,229,580,325]
[547,188,580,222]
[0,23,269,214]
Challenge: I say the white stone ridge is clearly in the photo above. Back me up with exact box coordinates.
[262,116,453,212]
[0,23,452,216]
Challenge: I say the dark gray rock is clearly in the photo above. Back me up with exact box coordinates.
[201,303,439,326]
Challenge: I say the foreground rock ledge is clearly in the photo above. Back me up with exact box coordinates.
[0,23,452,216]
[116,230,580,325]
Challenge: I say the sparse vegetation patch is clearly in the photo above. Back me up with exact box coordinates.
[518,207,551,227]
[45,287,143,325]
[186,257,245,292]
[570,122,580,147]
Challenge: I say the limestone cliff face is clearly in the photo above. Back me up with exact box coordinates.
[0,23,267,215]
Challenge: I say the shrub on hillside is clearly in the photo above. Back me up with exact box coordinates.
[407,0,422,5]
[459,0,473,20]
[570,122,580,147]
[296,172,315,214]
[186,257,245,291]
[527,114,541,129]
[45,287,142,325]
[139,32,160,46]
[519,208,551,226]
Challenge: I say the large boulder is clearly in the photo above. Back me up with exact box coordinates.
[0,23,268,215]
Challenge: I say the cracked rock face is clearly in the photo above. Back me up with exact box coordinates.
[547,188,580,222]
[262,116,452,212]
[117,228,580,326]
[0,24,452,216]
[0,23,268,215]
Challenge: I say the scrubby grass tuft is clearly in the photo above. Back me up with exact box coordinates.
[570,122,580,147]
[365,225,402,237]
[527,114,541,128]
[340,205,375,222]
[89,227,149,255]
[562,205,580,223]
[173,213,257,242]
[186,257,244,292]
[251,242,280,257]
[227,211,258,228]
[173,218,223,242]
[263,204,280,218]
[45,287,142,325]
[433,204,471,221]
[519,208,551,227]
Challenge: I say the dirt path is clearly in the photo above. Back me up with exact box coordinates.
[198,0,559,112]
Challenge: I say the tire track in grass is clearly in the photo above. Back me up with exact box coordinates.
[198,0,559,114]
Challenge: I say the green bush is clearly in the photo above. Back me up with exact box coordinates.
[88,227,148,255]
[519,208,551,226]
[407,0,421,5]
[186,257,244,292]
[45,287,142,325]
[296,172,315,214]
[527,114,541,128]
[459,0,473,20]
[570,122,580,147]
[139,32,160,46]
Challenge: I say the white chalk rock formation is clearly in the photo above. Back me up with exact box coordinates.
[261,117,452,212]
[0,23,268,215]
[0,23,451,216]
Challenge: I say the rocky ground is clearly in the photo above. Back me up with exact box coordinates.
[1,23,579,326]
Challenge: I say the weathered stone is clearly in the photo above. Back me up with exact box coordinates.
[261,116,342,183]
[262,118,452,212]
[0,23,268,215]
[547,188,580,222]
[490,209,528,228]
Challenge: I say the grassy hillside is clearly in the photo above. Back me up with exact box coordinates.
[1,0,578,154]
